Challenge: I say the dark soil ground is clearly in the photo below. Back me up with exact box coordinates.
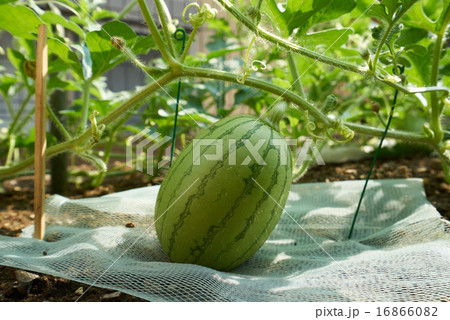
[0,153,449,302]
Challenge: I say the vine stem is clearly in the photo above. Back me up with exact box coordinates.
[47,104,71,140]
[116,0,138,20]
[287,51,305,98]
[371,23,395,70]
[2,96,15,118]
[137,0,179,67]
[180,27,197,63]
[181,66,432,144]
[371,2,414,70]
[430,6,450,144]
[7,92,32,135]
[77,79,91,134]
[92,112,133,187]
[5,135,16,167]
[154,0,176,57]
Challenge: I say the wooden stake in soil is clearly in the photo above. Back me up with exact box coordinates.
[34,25,48,240]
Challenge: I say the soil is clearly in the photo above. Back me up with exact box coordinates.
[0,153,449,302]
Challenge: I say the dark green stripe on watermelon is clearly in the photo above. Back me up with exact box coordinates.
[155,115,292,271]
[157,117,256,217]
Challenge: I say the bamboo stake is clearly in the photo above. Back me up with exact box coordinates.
[34,25,48,240]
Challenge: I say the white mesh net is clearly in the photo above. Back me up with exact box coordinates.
[0,178,449,301]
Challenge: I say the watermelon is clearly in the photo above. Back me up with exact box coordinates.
[155,115,292,271]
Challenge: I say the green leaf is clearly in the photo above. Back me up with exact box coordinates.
[381,0,401,19]
[48,57,76,74]
[205,35,246,62]
[404,44,428,56]
[371,26,385,41]
[6,48,26,74]
[403,1,436,32]
[86,21,137,78]
[396,27,429,46]
[47,76,79,91]
[435,1,450,32]
[262,0,288,36]
[132,35,158,55]
[441,51,450,76]
[0,4,44,39]
[313,0,357,26]
[404,42,434,85]
[290,0,356,35]
[367,4,390,22]
[40,11,85,39]
[300,28,353,49]
[398,0,420,17]
[263,0,356,36]
[368,0,417,23]
[48,38,83,77]
[16,38,35,60]
[0,74,18,97]
[91,8,118,20]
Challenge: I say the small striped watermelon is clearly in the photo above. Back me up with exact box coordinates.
[155,115,292,271]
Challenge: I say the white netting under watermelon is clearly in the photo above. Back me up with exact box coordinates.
[0,178,449,301]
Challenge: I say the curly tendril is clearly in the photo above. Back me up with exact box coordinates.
[326,120,355,143]
[237,60,266,84]
[89,110,105,145]
[303,111,325,140]
[182,3,218,28]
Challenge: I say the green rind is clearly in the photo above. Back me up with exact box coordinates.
[155,115,292,271]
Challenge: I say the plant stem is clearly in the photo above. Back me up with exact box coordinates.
[2,96,15,117]
[77,79,91,135]
[376,112,387,127]
[32,0,81,16]
[154,0,176,57]
[371,23,395,71]
[180,27,198,63]
[5,135,16,166]
[47,103,71,140]
[181,65,432,144]
[8,92,32,135]
[15,107,36,133]
[287,51,305,98]
[369,3,412,71]
[137,0,179,67]
[183,66,331,124]
[116,0,138,20]
[92,111,134,187]
[97,72,177,128]
[293,138,327,181]
[429,7,450,144]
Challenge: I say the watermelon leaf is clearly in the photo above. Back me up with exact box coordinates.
[48,38,84,78]
[40,11,85,39]
[262,0,356,37]
[85,21,137,79]
[0,4,45,39]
